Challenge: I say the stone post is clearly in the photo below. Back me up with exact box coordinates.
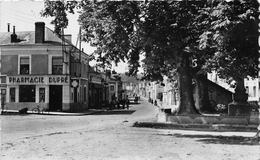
[228,77,252,116]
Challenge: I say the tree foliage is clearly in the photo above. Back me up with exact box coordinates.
[41,0,78,36]
[78,1,142,74]
[199,0,259,80]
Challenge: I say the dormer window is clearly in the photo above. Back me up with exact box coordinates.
[20,57,30,75]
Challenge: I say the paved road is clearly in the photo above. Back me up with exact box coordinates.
[1,99,158,140]
[1,99,260,160]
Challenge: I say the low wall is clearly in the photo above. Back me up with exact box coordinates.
[158,111,259,125]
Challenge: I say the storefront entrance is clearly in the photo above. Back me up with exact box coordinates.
[49,85,62,111]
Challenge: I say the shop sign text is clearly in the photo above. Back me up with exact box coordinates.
[8,76,68,84]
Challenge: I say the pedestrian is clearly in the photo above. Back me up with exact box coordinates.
[126,96,130,110]
[117,100,120,109]
[122,99,126,109]
[154,100,157,106]
[111,99,116,110]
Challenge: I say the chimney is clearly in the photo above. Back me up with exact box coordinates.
[11,26,17,43]
[35,22,45,43]
[7,23,10,32]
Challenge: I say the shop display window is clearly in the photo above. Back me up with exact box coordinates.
[10,88,15,102]
[19,85,35,102]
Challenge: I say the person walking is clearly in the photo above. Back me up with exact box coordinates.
[126,95,130,110]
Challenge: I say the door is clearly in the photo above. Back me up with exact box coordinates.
[49,85,62,111]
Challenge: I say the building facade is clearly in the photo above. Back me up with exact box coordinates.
[0,22,90,112]
[88,66,105,109]
[208,71,260,104]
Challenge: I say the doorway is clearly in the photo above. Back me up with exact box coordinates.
[49,85,62,111]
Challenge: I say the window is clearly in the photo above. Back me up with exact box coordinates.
[52,57,63,74]
[253,86,256,97]
[19,85,35,102]
[20,57,29,74]
[0,75,6,83]
[110,85,115,92]
[39,88,45,103]
[10,88,15,102]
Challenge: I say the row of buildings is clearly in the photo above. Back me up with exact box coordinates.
[0,22,128,113]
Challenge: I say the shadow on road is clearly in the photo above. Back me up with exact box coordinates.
[94,110,136,115]
[159,133,260,146]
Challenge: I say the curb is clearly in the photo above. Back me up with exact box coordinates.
[133,121,258,132]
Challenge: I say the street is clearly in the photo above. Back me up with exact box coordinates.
[1,99,260,160]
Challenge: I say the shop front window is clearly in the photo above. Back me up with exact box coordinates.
[52,57,63,75]
[10,88,15,102]
[19,85,35,102]
[20,57,30,74]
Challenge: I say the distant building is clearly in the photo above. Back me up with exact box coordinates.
[208,71,260,104]
[245,78,259,102]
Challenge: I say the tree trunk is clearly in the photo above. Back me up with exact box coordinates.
[193,74,213,113]
[176,53,200,115]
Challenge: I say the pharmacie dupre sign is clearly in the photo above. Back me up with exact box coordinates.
[8,76,69,85]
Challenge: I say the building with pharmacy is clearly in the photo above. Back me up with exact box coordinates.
[0,22,91,112]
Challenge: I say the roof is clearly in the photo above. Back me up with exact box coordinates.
[207,79,234,93]
[0,27,63,46]
[0,26,90,61]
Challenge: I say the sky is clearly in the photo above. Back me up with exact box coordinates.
[0,1,129,73]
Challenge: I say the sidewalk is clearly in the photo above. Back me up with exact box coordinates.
[1,109,107,116]
[139,97,259,133]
